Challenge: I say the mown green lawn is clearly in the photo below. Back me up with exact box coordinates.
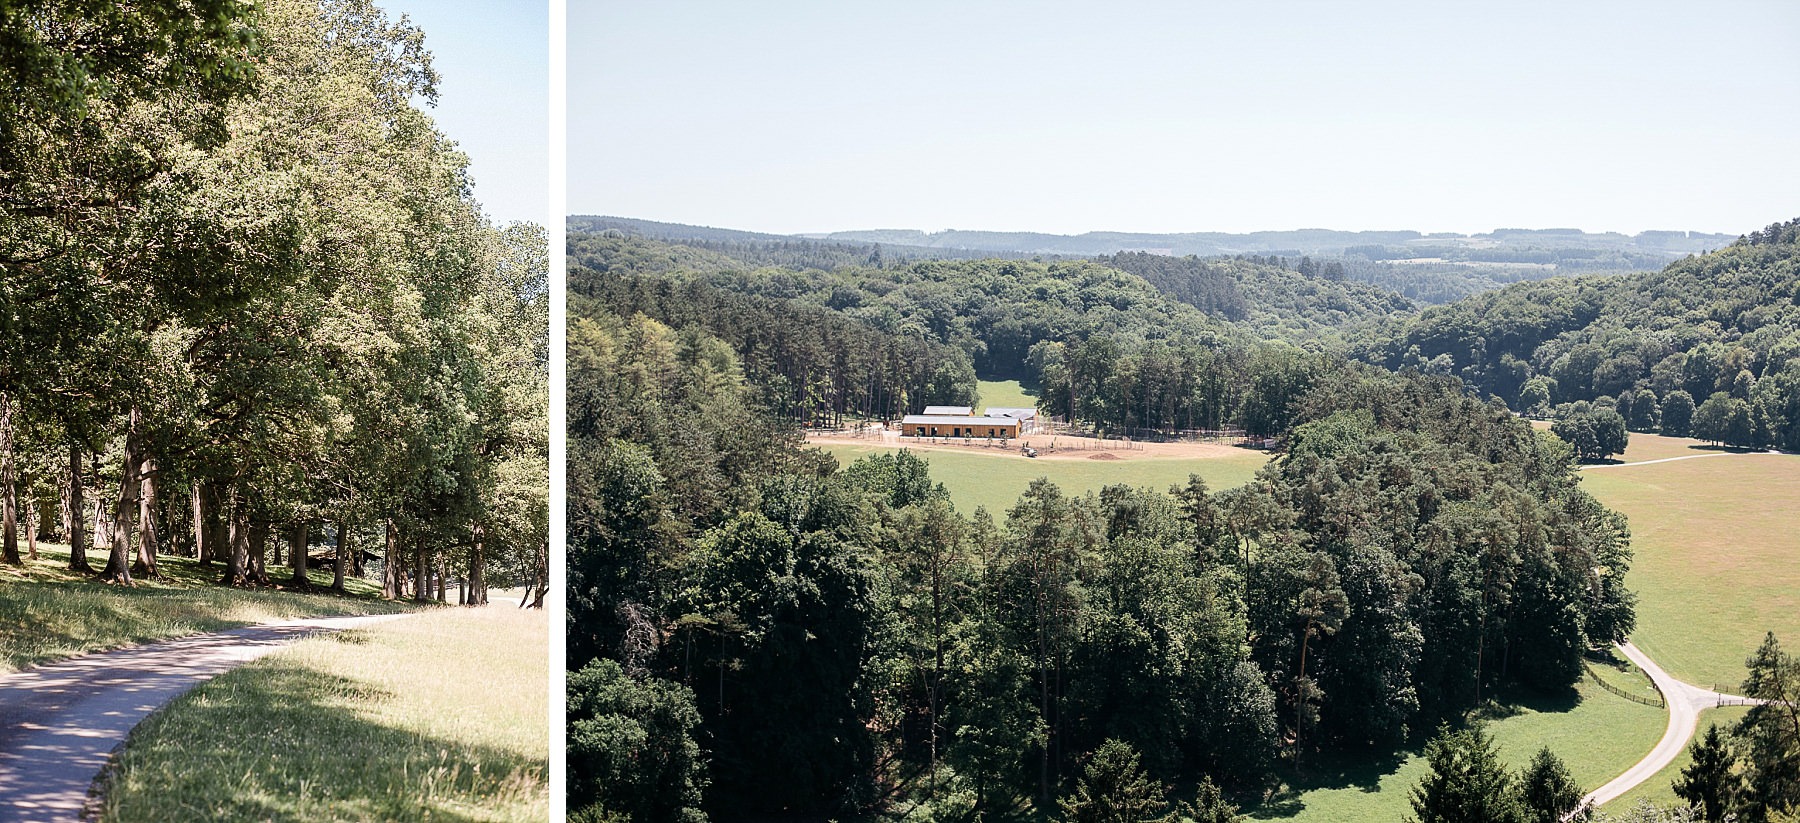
[977,378,1040,412]
[816,443,1269,516]
[1249,677,1666,822]
[95,605,548,823]
[1579,435,1800,688]
[0,543,410,674]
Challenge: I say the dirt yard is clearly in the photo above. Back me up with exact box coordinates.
[805,428,1253,462]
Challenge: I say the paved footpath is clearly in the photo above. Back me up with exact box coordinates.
[1581,641,1761,811]
[0,614,406,823]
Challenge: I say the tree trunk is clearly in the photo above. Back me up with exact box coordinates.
[25,496,38,560]
[2,392,19,566]
[191,482,206,561]
[331,521,347,593]
[290,522,310,589]
[98,408,143,585]
[249,517,270,586]
[467,522,487,606]
[206,485,227,567]
[413,536,428,602]
[527,540,547,609]
[220,484,251,587]
[381,518,398,599]
[67,443,89,572]
[436,555,446,602]
[133,458,159,578]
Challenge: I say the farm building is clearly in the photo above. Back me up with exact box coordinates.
[921,405,974,416]
[901,414,1020,439]
[984,407,1039,433]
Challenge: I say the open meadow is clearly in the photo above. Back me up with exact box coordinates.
[1579,435,1800,689]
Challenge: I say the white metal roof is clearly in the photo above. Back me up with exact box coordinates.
[920,405,974,416]
[902,415,1019,427]
[985,407,1038,419]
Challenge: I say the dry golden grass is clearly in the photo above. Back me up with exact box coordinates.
[95,605,548,823]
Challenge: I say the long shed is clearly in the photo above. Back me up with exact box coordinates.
[901,414,1019,438]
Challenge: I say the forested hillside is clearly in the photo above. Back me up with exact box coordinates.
[1372,218,1800,451]
[0,0,548,599]
[567,228,1637,821]
[570,229,1421,438]
[1098,251,1414,343]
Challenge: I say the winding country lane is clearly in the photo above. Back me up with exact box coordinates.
[0,614,407,823]
[1581,641,1760,810]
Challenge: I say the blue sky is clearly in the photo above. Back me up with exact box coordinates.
[572,1,1800,236]
[378,0,549,228]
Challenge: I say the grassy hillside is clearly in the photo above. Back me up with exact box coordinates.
[0,544,410,674]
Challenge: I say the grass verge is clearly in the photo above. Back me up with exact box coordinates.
[0,543,411,674]
[1611,705,1753,809]
[94,605,548,823]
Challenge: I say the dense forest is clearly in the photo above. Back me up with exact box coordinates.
[567,223,1639,820]
[569,231,1413,438]
[1371,219,1800,452]
[0,0,548,600]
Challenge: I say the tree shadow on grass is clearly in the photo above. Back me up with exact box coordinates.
[1249,746,1415,819]
[1248,684,1583,820]
[95,661,545,822]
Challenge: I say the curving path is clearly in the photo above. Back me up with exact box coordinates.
[1581,641,1760,810]
[0,614,407,823]
[1582,450,1780,469]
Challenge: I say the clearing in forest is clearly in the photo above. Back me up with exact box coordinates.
[814,442,1269,515]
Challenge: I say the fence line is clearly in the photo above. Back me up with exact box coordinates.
[1584,660,1665,708]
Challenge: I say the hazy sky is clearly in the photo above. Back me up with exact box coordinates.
[379,0,548,227]
[574,1,1800,236]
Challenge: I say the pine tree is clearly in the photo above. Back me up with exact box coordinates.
[1058,739,1169,823]
[1518,747,1587,823]
[1408,724,1521,823]
[1675,725,1742,823]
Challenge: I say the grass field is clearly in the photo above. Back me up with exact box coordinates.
[1249,675,1666,822]
[0,543,410,674]
[977,378,1040,412]
[1578,434,1800,688]
[95,605,548,823]
[817,443,1269,515]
